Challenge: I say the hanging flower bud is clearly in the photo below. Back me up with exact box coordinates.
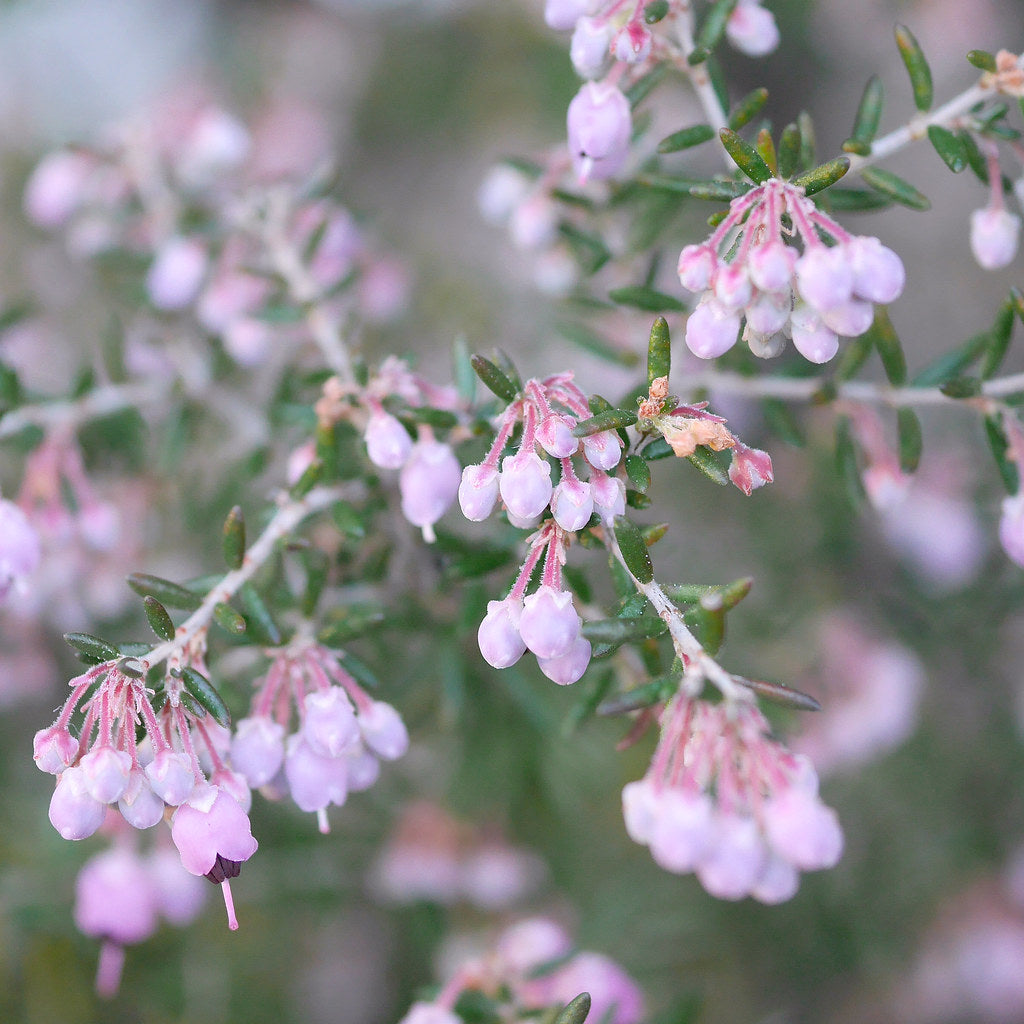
[478,597,528,669]
[567,82,632,182]
[145,237,208,311]
[970,207,1021,270]
[725,0,780,57]
[519,586,581,659]
[459,464,500,521]
[365,411,413,469]
[399,440,461,542]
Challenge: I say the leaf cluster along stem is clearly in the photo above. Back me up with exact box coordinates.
[141,484,347,672]
[845,51,1024,174]
[605,529,749,704]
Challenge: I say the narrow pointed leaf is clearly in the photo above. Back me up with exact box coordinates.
[126,573,203,611]
[869,307,907,386]
[797,111,816,171]
[967,49,997,72]
[608,285,685,313]
[981,300,1016,379]
[926,125,967,173]
[614,515,654,584]
[824,188,892,211]
[213,602,246,636]
[686,446,729,485]
[624,62,668,106]
[777,123,801,179]
[663,578,752,610]
[911,331,988,386]
[791,157,850,195]
[985,415,1019,492]
[625,454,651,493]
[849,75,884,145]
[647,315,671,387]
[755,128,778,176]
[684,597,725,655]
[834,415,866,505]
[734,675,821,711]
[582,616,668,644]
[719,128,773,184]
[835,331,875,381]
[895,24,933,111]
[289,458,323,499]
[470,354,519,403]
[239,583,282,646]
[688,180,751,202]
[658,123,715,153]
[222,505,246,571]
[728,87,769,131]
[897,407,923,473]
[696,0,738,51]
[64,632,119,663]
[572,408,638,437]
[143,597,175,642]
[860,166,930,210]
[597,674,678,715]
[640,436,673,460]
[554,993,593,1024]
[641,521,669,546]
[181,667,231,728]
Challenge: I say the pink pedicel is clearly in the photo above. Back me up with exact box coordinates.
[624,695,843,902]
[678,178,905,364]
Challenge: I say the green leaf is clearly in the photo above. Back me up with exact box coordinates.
[143,597,175,642]
[939,376,982,398]
[985,415,1019,492]
[640,436,674,460]
[180,667,231,728]
[598,674,678,715]
[317,604,387,646]
[797,111,817,171]
[126,573,203,611]
[727,87,769,132]
[582,616,668,644]
[213,602,247,636]
[554,993,592,1024]
[572,408,638,437]
[332,500,366,540]
[663,577,752,610]
[981,300,1016,379]
[755,128,778,176]
[688,179,751,202]
[967,49,997,72]
[607,286,686,313]
[558,222,612,274]
[644,0,670,22]
[897,407,923,473]
[834,330,875,381]
[470,354,519,403]
[823,188,893,211]
[658,123,716,153]
[614,515,654,584]
[686,446,729,485]
[683,595,725,655]
[719,128,773,184]
[834,415,866,505]
[647,316,671,388]
[734,676,822,712]
[239,583,282,646]
[926,125,967,172]
[222,505,246,571]
[696,0,738,51]
[63,632,119,663]
[869,307,907,386]
[911,331,988,386]
[860,166,931,210]
[289,457,324,499]
[625,454,652,493]
[958,129,989,182]
[848,75,884,145]
[895,24,933,111]
[791,157,850,196]
[777,122,801,179]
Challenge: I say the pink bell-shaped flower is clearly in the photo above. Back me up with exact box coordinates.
[499,453,553,520]
[519,586,581,659]
[364,411,413,469]
[33,724,79,774]
[537,635,591,685]
[145,237,208,311]
[0,499,41,601]
[117,768,166,829]
[303,688,360,758]
[694,812,767,900]
[567,81,632,182]
[49,766,107,840]
[145,749,196,806]
[399,440,461,541]
[458,464,500,521]
[230,715,286,787]
[358,700,409,761]
[478,597,528,669]
[80,745,133,804]
[685,298,741,359]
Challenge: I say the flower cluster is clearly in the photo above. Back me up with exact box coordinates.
[23,96,408,367]
[33,653,257,928]
[399,916,643,1024]
[463,373,627,684]
[678,177,905,363]
[310,359,462,541]
[622,694,843,902]
[74,834,207,997]
[230,637,409,835]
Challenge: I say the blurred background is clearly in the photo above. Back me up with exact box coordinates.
[1,1,1024,1023]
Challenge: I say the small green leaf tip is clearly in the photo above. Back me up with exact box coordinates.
[647,316,671,388]
[223,505,246,571]
[719,128,773,184]
[614,515,654,584]
[553,992,592,1024]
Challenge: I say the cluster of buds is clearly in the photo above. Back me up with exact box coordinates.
[23,98,408,366]
[969,137,1022,272]
[74,833,207,997]
[462,373,628,684]
[400,916,643,1024]
[33,653,257,929]
[678,177,905,363]
[545,0,778,183]
[310,359,462,541]
[230,637,408,835]
[622,694,843,902]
